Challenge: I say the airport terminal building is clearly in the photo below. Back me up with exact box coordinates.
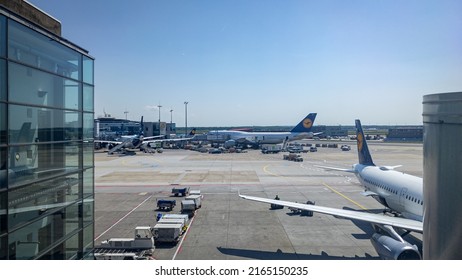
[0,1,94,259]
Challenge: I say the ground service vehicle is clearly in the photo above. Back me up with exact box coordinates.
[94,226,155,260]
[181,200,196,218]
[157,199,176,211]
[172,186,190,196]
[152,223,183,244]
[185,195,202,209]
[161,214,190,224]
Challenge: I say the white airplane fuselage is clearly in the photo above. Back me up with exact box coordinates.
[208,130,313,144]
[354,164,423,222]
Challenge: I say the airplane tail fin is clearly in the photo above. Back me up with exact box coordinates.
[189,128,196,136]
[290,113,317,133]
[355,119,375,166]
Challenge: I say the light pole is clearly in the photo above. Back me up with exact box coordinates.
[184,101,188,136]
[170,109,173,133]
[157,105,162,136]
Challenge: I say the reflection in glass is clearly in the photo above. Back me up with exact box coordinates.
[83,223,94,257]
[0,15,6,57]
[83,85,94,112]
[8,175,80,229]
[9,105,81,144]
[8,20,80,80]
[82,55,93,85]
[8,62,81,110]
[83,168,93,197]
[0,102,5,144]
[1,190,6,234]
[0,59,5,101]
[83,112,94,140]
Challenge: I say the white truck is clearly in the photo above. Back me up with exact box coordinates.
[94,226,155,260]
[152,223,183,244]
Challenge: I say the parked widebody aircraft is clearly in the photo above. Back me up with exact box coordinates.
[95,117,195,155]
[207,113,320,148]
[239,119,424,260]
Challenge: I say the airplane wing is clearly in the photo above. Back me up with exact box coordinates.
[143,135,165,140]
[239,194,423,233]
[314,165,356,173]
[94,140,122,145]
[143,137,194,144]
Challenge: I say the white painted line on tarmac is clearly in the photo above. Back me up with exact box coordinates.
[172,213,195,260]
[94,194,153,242]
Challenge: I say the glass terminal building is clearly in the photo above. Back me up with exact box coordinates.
[0,6,94,259]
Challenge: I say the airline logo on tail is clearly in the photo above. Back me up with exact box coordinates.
[357,130,364,152]
[303,118,313,129]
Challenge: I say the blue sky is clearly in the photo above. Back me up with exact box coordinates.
[27,0,462,127]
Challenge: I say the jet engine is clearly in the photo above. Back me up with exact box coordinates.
[370,233,421,260]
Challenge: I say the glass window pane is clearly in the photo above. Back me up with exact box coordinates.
[83,55,93,85]
[83,143,93,169]
[0,102,5,144]
[64,203,79,236]
[0,59,5,101]
[83,112,93,140]
[9,105,81,144]
[8,62,81,110]
[8,211,70,260]
[0,148,6,189]
[82,195,93,226]
[8,175,81,229]
[1,190,6,234]
[0,234,6,260]
[0,15,6,58]
[83,85,93,112]
[83,168,93,197]
[8,20,80,80]
[8,142,81,187]
[64,232,79,260]
[83,223,93,256]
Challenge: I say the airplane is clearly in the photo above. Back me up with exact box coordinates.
[239,119,424,260]
[206,113,321,148]
[95,117,196,155]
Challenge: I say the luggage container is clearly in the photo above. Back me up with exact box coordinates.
[186,194,202,209]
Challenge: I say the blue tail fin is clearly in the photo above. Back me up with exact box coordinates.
[189,128,196,136]
[290,113,317,133]
[355,119,375,166]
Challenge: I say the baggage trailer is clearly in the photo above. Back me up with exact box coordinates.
[161,214,190,224]
[152,223,183,244]
[185,194,202,209]
[171,186,190,197]
[157,218,185,229]
[157,199,176,211]
[181,200,196,218]
[189,190,201,196]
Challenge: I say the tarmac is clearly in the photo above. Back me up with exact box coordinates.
[94,140,423,260]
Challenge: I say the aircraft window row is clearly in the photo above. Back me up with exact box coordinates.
[405,195,423,206]
[363,178,398,195]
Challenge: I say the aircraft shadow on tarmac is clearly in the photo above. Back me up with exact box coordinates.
[216,247,379,260]
[340,206,423,250]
